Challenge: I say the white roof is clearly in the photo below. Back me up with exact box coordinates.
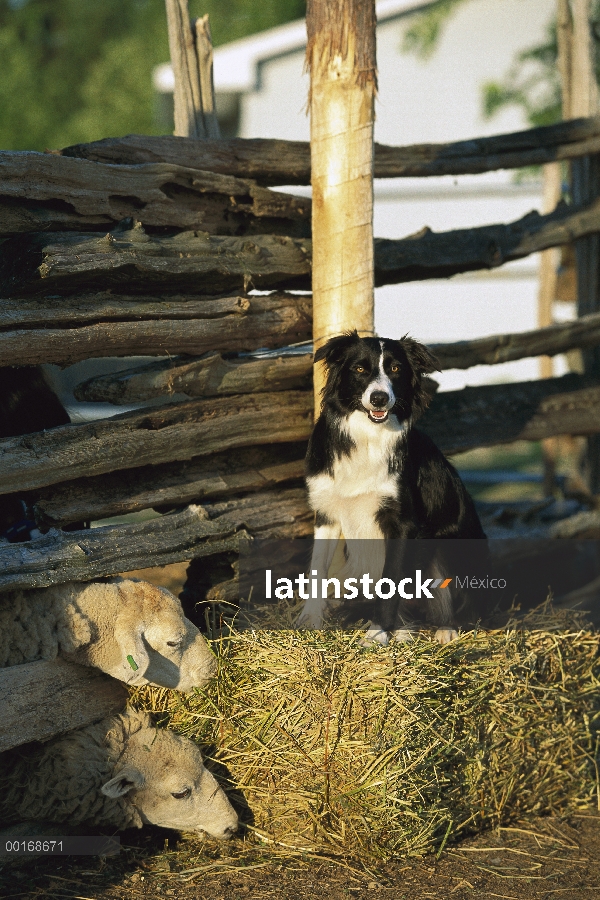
[154,0,435,94]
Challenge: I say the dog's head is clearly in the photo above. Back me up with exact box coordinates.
[315,331,439,424]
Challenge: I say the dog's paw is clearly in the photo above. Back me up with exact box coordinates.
[359,626,389,648]
[296,613,323,629]
[296,597,327,629]
[434,627,458,645]
[391,628,415,643]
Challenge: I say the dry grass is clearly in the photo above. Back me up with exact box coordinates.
[132,603,600,863]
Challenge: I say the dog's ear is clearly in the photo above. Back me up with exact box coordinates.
[399,337,440,378]
[398,337,440,418]
[314,331,360,367]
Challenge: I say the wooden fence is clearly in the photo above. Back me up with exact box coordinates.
[2,115,600,749]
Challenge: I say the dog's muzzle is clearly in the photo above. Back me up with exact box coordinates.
[364,390,393,423]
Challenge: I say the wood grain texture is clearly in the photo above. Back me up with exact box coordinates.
[0,153,310,235]
[74,351,313,403]
[0,391,313,496]
[420,373,600,455]
[373,197,600,285]
[59,117,600,185]
[29,444,307,528]
[0,223,312,296]
[4,198,600,299]
[166,0,207,139]
[0,489,312,592]
[73,310,600,404]
[0,659,128,752]
[3,375,600,515]
[0,295,312,366]
[432,310,600,370]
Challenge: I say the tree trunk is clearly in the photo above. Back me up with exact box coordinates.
[307,0,376,404]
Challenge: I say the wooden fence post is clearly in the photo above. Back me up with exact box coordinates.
[538,162,562,495]
[165,0,220,139]
[558,0,600,494]
[307,0,377,407]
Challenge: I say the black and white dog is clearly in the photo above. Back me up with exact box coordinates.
[298,331,487,644]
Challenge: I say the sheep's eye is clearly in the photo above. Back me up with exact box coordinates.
[172,788,192,800]
[166,639,183,648]
[355,366,365,373]
[390,364,399,373]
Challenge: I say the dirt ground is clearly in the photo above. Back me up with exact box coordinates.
[2,814,600,900]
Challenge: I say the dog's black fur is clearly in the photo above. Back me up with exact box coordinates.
[303,331,488,639]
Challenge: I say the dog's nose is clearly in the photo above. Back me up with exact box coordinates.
[370,390,389,408]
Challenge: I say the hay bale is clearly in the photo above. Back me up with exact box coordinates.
[132,617,600,861]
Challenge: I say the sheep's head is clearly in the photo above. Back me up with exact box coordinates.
[71,579,217,692]
[101,714,238,840]
[111,581,217,692]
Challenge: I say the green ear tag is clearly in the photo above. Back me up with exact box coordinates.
[127,655,139,672]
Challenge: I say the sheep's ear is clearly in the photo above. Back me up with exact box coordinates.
[114,612,151,681]
[101,765,145,798]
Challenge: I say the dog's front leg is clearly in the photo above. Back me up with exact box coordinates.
[425,553,458,644]
[297,519,341,628]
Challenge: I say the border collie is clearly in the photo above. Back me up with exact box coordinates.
[297,331,487,644]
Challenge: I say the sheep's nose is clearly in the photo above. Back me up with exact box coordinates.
[223,824,238,838]
[370,390,388,408]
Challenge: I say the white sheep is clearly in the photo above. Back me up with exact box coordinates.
[0,578,216,692]
[0,709,238,839]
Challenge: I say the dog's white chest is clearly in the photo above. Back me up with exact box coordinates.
[307,412,406,535]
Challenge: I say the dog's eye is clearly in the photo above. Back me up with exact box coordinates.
[172,788,192,800]
[355,366,365,373]
[390,364,399,373]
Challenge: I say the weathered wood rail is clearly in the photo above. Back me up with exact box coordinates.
[72,309,600,405]
[29,444,307,528]
[0,153,310,235]
[3,198,600,304]
[0,660,128,753]
[0,293,312,367]
[0,490,312,591]
[58,116,600,184]
[0,390,313,496]
[420,374,600,455]
[74,350,313,404]
[431,310,600,370]
[0,226,312,297]
[1,375,599,527]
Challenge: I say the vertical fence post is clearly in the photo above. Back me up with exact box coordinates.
[307,0,377,408]
[558,0,600,494]
[165,0,221,140]
[538,163,562,495]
